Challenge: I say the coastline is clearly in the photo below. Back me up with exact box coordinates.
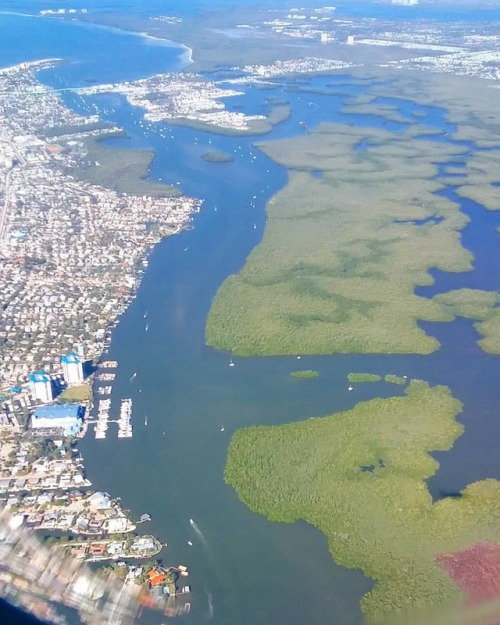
[0,59,201,577]
[0,58,202,386]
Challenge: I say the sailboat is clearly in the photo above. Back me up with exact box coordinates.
[348,384,354,391]
[229,358,235,367]
[144,415,148,426]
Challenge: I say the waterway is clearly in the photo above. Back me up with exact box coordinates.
[2,5,500,625]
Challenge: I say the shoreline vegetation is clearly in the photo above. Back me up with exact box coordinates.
[434,288,500,354]
[346,373,408,385]
[69,134,182,198]
[206,69,500,357]
[384,374,407,385]
[206,118,472,356]
[290,370,319,379]
[347,373,381,383]
[201,150,234,163]
[225,381,500,622]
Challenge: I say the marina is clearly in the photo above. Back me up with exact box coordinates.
[118,398,133,438]
[90,397,133,440]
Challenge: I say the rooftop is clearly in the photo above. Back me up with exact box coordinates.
[62,353,81,365]
[34,404,82,420]
[29,371,51,384]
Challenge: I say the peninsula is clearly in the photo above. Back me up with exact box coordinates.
[225,381,500,622]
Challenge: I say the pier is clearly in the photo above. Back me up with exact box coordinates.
[89,397,133,439]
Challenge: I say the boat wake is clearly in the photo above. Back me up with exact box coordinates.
[206,591,214,620]
[189,517,203,536]
[189,517,211,549]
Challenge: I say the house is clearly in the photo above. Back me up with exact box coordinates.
[87,491,111,510]
[89,543,106,556]
[106,516,127,534]
[147,570,167,587]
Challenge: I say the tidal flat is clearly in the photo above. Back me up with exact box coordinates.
[225,381,500,623]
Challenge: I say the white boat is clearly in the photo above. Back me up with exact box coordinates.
[229,359,235,367]
[348,384,354,391]
[145,415,148,426]
[187,541,193,546]
[130,372,137,381]
[220,426,225,432]
[145,323,149,332]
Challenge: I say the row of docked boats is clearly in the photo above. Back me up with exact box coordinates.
[95,398,111,439]
[117,398,133,438]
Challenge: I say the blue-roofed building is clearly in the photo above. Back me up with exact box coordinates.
[62,352,84,386]
[32,404,83,436]
[29,371,53,404]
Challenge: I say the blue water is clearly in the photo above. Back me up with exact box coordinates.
[0,15,187,84]
[2,7,500,625]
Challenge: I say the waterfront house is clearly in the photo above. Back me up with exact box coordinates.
[87,491,111,510]
[89,543,106,556]
[147,570,166,587]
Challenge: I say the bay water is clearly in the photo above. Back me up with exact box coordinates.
[1,8,500,625]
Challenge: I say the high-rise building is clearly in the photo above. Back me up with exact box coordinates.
[62,352,84,386]
[29,371,53,404]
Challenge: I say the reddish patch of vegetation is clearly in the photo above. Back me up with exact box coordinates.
[437,541,500,603]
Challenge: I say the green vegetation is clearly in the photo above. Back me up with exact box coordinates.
[201,150,234,163]
[31,439,61,461]
[68,136,181,197]
[384,374,407,385]
[58,383,92,403]
[434,289,500,354]
[290,370,319,379]
[453,151,500,210]
[225,381,500,622]
[347,372,381,383]
[341,101,410,125]
[206,122,471,356]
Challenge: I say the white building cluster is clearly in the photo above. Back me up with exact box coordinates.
[80,73,268,131]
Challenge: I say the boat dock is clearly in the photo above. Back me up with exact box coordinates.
[94,398,111,439]
[89,396,133,440]
[96,372,116,381]
[117,398,133,438]
[99,360,118,368]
